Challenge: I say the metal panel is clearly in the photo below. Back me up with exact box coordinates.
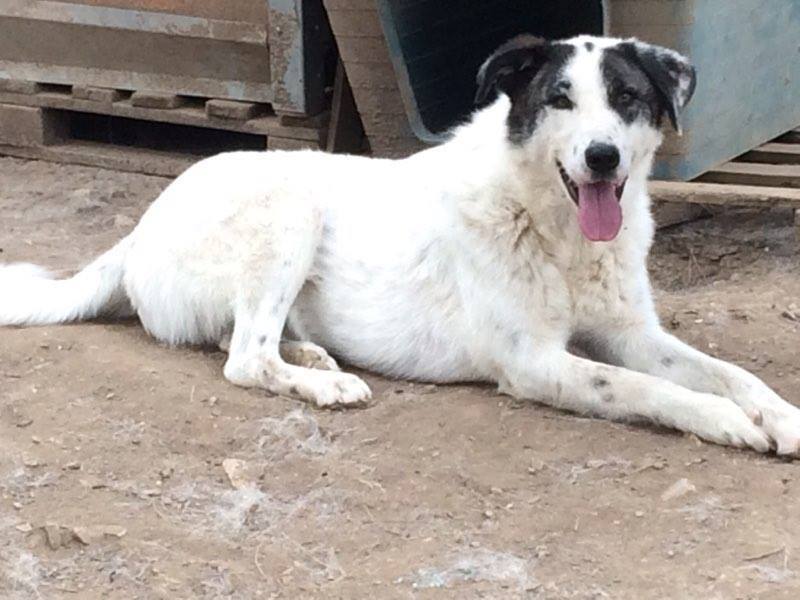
[610,0,800,180]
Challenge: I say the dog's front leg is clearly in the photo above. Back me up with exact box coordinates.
[498,348,770,452]
[604,325,800,455]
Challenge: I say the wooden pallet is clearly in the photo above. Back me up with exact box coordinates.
[653,128,800,235]
[0,78,330,174]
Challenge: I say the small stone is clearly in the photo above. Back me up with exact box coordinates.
[12,502,23,510]
[64,461,81,471]
[23,457,41,468]
[634,510,645,518]
[140,488,161,497]
[16,522,33,533]
[31,436,41,444]
[42,523,70,549]
[72,525,127,545]
[483,510,494,519]
[15,417,33,428]
[222,458,253,490]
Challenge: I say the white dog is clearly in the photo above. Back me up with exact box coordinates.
[2,35,799,455]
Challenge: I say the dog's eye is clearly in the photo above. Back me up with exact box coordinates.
[548,95,574,110]
[617,89,637,104]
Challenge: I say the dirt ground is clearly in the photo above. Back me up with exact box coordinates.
[1,156,799,600]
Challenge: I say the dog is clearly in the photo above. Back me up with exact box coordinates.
[2,34,799,455]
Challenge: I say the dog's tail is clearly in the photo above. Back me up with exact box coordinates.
[0,237,133,326]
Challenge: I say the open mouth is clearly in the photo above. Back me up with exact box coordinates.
[556,161,627,242]
[556,161,626,205]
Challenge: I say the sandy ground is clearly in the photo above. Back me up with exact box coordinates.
[1,156,799,600]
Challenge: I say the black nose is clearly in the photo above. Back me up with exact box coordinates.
[585,142,620,176]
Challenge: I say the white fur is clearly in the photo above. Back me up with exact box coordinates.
[2,35,798,454]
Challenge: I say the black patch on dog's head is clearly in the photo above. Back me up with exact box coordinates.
[584,41,594,51]
[475,35,575,144]
[603,42,696,132]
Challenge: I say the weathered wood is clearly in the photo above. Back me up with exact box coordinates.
[0,1,267,43]
[48,0,268,24]
[0,79,44,94]
[267,0,332,116]
[0,90,324,141]
[0,140,193,177]
[0,103,66,146]
[278,111,330,129]
[267,136,321,151]
[0,13,271,102]
[649,181,800,208]
[72,85,124,104]
[205,99,262,121]
[696,162,800,188]
[326,59,365,154]
[739,143,800,164]
[131,91,186,109]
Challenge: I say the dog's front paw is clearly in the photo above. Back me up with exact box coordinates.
[750,401,800,457]
[690,394,771,453]
[308,371,372,409]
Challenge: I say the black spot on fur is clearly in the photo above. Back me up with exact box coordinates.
[584,41,594,51]
[661,356,675,367]
[475,35,575,144]
[592,377,610,389]
[602,43,696,131]
[289,386,299,395]
[601,45,664,128]
[258,335,267,346]
[602,393,615,403]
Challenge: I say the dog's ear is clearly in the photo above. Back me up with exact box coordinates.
[475,35,550,106]
[625,41,696,134]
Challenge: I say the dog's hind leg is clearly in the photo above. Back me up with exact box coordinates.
[220,209,370,408]
[279,341,340,371]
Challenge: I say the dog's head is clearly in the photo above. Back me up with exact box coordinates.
[476,35,696,242]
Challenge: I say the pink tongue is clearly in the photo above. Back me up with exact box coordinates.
[577,182,622,242]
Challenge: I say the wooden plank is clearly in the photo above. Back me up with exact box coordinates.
[0,91,323,141]
[739,143,800,164]
[696,162,800,188]
[206,99,263,121]
[326,59,365,154]
[0,140,194,177]
[0,1,267,43]
[649,181,800,208]
[0,79,44,94]
[0,17,271,102]
[72,85,124,104]
[50,1,268,23]
[0,103,67,146]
